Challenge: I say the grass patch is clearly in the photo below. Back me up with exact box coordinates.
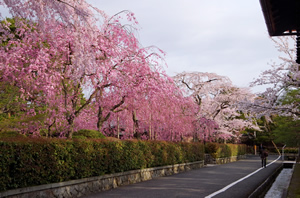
[287,163,300,198]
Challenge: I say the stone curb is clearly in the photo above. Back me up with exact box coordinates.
[0,160,204,198]
[248,164,283,198]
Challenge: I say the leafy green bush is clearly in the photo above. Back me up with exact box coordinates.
[284,148,299,154]
[73,129,106,139]
[205,143,247,158]
[0,138,204,191]
[0,131,26,138]
[180,142,204,163]
[217,144,232,158]
[71,135,87,140]
[205,143,219,158]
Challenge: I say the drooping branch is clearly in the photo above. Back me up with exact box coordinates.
[111,96,126,112]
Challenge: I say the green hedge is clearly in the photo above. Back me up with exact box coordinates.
[0,138,204,191]
[205,143,247,158]
[284,147,299,154]
[72,129,106,139]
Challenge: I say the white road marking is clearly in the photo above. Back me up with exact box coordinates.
[205,156,281,198]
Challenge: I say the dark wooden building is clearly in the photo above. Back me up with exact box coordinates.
[259,0,300,63]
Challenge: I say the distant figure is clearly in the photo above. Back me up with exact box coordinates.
[260,147,268,168]
[258,144,263,151]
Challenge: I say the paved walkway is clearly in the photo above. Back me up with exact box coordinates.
[81,155,282,198]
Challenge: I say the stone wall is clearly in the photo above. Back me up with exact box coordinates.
[0,161,204,198]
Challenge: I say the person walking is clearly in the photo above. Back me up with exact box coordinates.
[260,147,268,168]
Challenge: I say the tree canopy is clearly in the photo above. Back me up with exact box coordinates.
[0,0,273,142]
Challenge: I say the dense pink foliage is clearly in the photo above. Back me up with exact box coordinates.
[0,0,259,141]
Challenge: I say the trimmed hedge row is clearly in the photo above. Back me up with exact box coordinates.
[284,147,299,154]
[0,138,204,191]
[205,143,247,158]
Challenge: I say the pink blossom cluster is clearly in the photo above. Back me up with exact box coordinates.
[250,37,300,119]
[0,0,259,141]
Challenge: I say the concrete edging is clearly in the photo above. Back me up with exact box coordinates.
[248,164,283,198]
[0,160,204,198]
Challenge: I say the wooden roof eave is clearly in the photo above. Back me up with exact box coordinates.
[260,0,277,36]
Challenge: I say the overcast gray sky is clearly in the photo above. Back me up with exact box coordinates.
[88,0,281,93]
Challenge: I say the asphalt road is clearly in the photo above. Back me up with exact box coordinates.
[81,155,282,198]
